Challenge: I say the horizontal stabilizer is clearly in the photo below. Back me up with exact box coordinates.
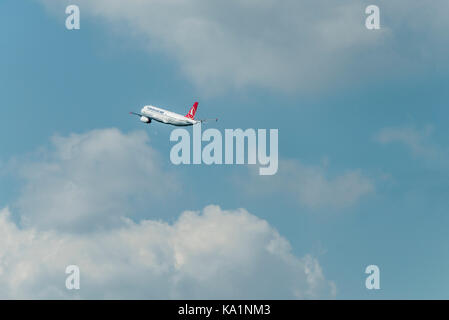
[200,118,218,123]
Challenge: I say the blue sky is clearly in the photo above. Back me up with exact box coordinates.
[1,0,449,299]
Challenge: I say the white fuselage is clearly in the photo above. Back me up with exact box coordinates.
[141,105,198,126]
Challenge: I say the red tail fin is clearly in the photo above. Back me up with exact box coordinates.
[185,102,198,119]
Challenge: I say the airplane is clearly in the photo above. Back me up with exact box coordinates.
[130,102,217,127]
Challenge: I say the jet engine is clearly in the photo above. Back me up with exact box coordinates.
[140,116,151,123]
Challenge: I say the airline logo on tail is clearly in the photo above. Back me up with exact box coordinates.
[185,102,198,119]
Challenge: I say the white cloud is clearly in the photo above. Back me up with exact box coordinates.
[41,1,449,94]
[0,205,335,299]
[0,128,335,298]
[374,125,449,171]
[374,125,439,158]
[14,128,178,232]
[242,160,374,209]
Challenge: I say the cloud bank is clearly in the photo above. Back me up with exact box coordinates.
[374,125,449,170]
[41,0,449,94]
[14,128,177,232]
[375,125,439,158]
[0,205,335,299]
[0,128,335,299]
[241,160,374,209]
